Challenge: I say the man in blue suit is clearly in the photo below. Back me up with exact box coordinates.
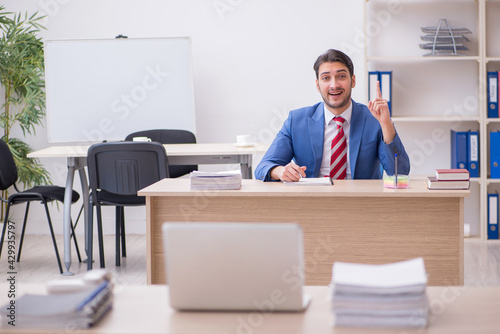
[255,49,410,182]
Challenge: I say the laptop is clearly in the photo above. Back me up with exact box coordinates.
[162,222,311,312]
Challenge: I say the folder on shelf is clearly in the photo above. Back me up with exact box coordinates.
[467,131,479,178]
[368,71,392,116]
[490,132,500,179]
[450,130,468,170]
[488,193,499,240]
[368,71,379,104]
[487,71,498,118]
[380,71,392,116]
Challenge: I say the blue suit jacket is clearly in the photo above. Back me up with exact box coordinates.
[255,101,410,181]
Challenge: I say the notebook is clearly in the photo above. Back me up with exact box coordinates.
[162,222,311,311]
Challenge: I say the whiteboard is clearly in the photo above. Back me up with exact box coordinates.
[44,37,196,143]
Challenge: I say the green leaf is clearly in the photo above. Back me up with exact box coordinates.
[3,137,51,188]
[0,9,50,187]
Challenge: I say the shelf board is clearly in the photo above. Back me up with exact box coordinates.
[486,118,500,124]
[409,175,480,183]
[367,56,480,62]
[486,57,500,63]
[464,236,482,241]
[391,116,480,122]
[486,178,500,184]
[366,0,480,2]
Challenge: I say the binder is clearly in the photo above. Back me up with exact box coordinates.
[467,131,479,177]
[368,71,392,116]
[487,193,499,240]
[450,130,468,170]
[490,132,500,178]
[487,72,498,118]
[368,71,379,103]
[379,71,392,116]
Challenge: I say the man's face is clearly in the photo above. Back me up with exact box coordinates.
[316,61,356,115]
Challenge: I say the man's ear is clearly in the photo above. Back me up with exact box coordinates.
[315,79,320,92]
[351,74,356,88]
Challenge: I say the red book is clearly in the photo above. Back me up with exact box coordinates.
[435,169,470,181]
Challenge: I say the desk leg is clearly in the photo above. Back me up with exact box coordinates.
[62,159,76,276]
[78,168,90,259]
[240,154,252,179]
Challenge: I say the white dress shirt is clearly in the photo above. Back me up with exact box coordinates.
[319,103,352,179]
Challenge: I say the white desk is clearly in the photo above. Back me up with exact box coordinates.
[28,143,268,275]
[2,285,500,333]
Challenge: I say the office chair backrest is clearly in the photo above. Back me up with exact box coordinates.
[87,141,169,197]
[0,139,18,191]
[125,129,197,178]
[125,129,196,145]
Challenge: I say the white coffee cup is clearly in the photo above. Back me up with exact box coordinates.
[132,136,151,142]
[236,135,252,146]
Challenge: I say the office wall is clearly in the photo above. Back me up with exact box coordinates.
[3,0,365,234]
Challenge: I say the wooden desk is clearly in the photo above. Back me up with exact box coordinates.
[1,285,499,333]
[138,179,469,286]
[27,143,268,275]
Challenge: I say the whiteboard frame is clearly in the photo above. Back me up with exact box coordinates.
[44,37,197,143]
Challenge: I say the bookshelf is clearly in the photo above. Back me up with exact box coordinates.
[364,0,500,240]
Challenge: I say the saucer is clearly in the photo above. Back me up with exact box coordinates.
[233,142,254,148]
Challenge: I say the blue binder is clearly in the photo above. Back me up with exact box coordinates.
[488,193,499,240]
[379,71,392,116]
[450,130,468,170]
[368,71,392,116]
[490,132,500,178]
[368,71,379,102]
[487,72,498,118]
[467,131,479,178]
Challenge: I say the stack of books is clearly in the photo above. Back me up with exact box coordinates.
[330,258,429,329]
[0,280,113,329]
[189,170,242,190]
[427,168,470,190]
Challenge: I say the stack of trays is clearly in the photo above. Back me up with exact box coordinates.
[420,18,471,56]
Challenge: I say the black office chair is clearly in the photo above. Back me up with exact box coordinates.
[0,139,81,274]
[125,129,197,178]
[87,141,169,269]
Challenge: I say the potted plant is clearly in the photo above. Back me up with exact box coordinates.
[0,6,50,216]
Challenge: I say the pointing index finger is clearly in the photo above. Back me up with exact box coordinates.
[377,80,382,99]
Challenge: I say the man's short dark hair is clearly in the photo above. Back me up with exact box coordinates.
[313,49,354,79]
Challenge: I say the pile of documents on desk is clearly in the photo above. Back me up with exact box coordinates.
[329,258,429,328]
[189,169,242,190]
[0,270,113,329]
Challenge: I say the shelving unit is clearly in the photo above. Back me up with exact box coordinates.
[485,0,500,241]
[392,116,481,122]
[364,0,500,240]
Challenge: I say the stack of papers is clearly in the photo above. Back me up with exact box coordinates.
[0,280,113,329]
[189,170,242,190]
[284,177,332,186]
[330,258,429,328]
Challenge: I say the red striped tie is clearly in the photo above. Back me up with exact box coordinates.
[330,116,347,180]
